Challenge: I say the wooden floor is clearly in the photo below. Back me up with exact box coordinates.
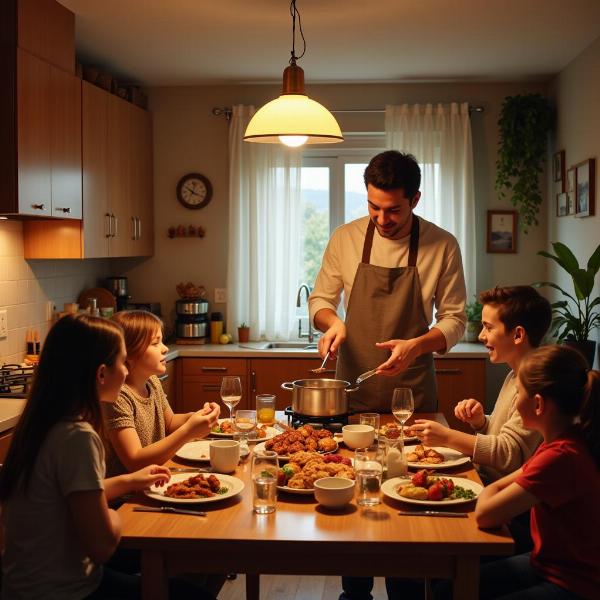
[218,575,390,599]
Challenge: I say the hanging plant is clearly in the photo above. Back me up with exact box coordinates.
[495,94,552,232]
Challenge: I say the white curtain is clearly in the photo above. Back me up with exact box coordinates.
[385,103,476,301]
[227,105,303,341]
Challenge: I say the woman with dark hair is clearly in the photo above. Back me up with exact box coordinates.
[468,345,600,599]
[0,314,170,599]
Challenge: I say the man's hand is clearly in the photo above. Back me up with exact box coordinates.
[374,339,419,376]
[317,318,346,358]
[454,399,485,429]
[410,420,451,446]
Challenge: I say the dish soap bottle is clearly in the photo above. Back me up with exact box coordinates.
[210,312,224,344]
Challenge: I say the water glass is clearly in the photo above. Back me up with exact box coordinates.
[359,413,381,441]
[354,445,383,507]
[256,394,276,425]
[234,409,256,455]
[251,450,279,514]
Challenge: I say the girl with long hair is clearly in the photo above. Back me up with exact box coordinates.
[472,345,600,599]
[0,314,170,599]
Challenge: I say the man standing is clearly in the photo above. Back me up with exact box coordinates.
[309,150,466,413]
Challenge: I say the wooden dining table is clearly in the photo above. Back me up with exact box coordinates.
[118,413,514,599]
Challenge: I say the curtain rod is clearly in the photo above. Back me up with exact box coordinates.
[212,105,485,120]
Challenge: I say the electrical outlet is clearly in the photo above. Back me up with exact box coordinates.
[0,309,7,338]
[214,288,227,303]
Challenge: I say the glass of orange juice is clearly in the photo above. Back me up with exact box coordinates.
[256,394,276,425]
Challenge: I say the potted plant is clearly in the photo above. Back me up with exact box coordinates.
[495,94,552,232]
[464,297,483,343]
[535,241,600,367]
[237,322,250,343]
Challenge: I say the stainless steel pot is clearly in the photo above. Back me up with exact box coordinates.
[175,299,209,315]
[176,321,208,338]
[281,378,358,417]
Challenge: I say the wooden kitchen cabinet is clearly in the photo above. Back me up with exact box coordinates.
[179,358,248,415]
[0,430,14,463]
[435,358,486,433]
[160,359,179,409]
[249,358,337,410]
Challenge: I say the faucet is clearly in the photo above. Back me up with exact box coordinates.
[296,283,314,343]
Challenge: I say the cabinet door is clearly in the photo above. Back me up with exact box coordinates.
[82,81,109,257]
[180,376,249,415]
[17,48,51,216]
[159,359,178,408]
[434,359,486,433]
[249,358,337,410]
[0,430,13,463]
[50,65,81,218]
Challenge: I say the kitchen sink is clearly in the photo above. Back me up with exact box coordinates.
[265,342,318,349]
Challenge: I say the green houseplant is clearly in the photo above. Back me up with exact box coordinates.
[495,94,552,232]
[464,297,483,342]
[535,241,600,367]
[237,322,250,343]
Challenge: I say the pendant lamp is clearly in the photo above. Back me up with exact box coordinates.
[244,0,343,147]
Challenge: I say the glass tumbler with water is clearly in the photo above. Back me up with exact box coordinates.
[220,376,242,421]
[354,445,384,507]
[251,450,279,514]
[359,413,381,441]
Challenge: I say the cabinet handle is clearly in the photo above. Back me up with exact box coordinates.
[137,217,141,240]
[435,368,462,374]
[158,373,169,381]
[131,216,136,240]
[105,213,112,238]
[201,367,228,372]
[203,384,221,391]
[112,214,118,237]
[251,371,256,393]
[55,207,71,214]
[31,203,45,210]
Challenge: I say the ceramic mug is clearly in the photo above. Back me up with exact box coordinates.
[209,440,240,473]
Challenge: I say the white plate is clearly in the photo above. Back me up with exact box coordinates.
[175,440,211,462]
[381,476,482,506]
[144,472,244,504]
[405,446,470,469]
[277,485,315,495]
[253,440,339,461]
[210,419,279,442]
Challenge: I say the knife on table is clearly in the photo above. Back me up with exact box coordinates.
[133,506,207,517]
[169,467,212,473]
[398,510,468,518]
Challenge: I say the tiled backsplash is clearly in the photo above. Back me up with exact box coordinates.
[0,220,110,364]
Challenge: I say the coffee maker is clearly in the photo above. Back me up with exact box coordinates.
[106,277,129,311]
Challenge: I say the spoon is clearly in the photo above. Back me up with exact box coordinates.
[355,368,377,385]
[311,350,331,374]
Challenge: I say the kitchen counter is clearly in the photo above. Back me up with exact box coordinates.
[0,398,26,434]
[166,341,488,361]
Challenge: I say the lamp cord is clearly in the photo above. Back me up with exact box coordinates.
[289,0,306,64]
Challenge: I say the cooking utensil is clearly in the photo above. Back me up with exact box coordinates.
[311,351,330,374]
[281,378,358,417]
[398,510,468,518]
[169,467,212,473]
[355,368,377,385]
[133,506,207,517]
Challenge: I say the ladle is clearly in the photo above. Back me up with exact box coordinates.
[311,350,330,374]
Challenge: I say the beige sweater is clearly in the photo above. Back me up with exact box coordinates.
[473,371,541,482]
[308,216,466,351]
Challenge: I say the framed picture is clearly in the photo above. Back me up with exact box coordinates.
[575,158,596,218]
[553,150,565,189]
[566,167,576,214]
[556,192,568,217]
[487,210,517,253]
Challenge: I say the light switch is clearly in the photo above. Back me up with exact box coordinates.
[214,288,227,303]
[0,309,7,338]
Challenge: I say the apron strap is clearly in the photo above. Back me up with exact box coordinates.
[361,220,376,264]
[361,215,420,266]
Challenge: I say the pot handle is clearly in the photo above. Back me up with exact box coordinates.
[281,382,294,391]
[346,385,359,393]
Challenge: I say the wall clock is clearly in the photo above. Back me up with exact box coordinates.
[176,173,213,209]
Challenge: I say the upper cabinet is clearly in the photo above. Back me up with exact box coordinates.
[0,0,81,218]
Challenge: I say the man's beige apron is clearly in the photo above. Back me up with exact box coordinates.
[336,216,437,413]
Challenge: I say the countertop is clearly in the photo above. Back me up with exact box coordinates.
[166,341,488,361]
[0,398,26,434]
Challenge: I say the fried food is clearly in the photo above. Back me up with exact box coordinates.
[264,425,336,457]
[399,485,428,500]
[164,473,222,499]
[405,444,444,464]
[279,455,355,490]
[317,437,337,452]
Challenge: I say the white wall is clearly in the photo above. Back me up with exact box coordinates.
[548,34,600,367]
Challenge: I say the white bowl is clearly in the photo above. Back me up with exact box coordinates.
[342,424,375,450]
[314,477,355,508]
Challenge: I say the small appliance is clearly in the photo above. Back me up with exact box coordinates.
[175,298,209,341]
[106,276,129,311]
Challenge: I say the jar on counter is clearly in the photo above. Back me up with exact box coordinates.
[210,312,224,344]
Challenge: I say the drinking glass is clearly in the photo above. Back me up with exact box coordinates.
[256,394,276,425]
[354,445,383,507]
[251,450,279,514]
[391,388,414,444]
[234,409,256,455]
[359,413,381,441]
[220,376,242,421]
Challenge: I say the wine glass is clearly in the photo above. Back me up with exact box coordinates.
[220,376,242,422]
[391,388,414,444]
[234,409,257,454]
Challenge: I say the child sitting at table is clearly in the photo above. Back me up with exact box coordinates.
[103,310,220,477]
[471,345,600,599]
[0,314,173,599]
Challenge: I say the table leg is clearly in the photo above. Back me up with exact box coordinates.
[246,573,260,600]
[140,549,169,600]
[453,555,479,599]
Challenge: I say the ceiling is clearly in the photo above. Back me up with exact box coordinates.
[58,0,600,87]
